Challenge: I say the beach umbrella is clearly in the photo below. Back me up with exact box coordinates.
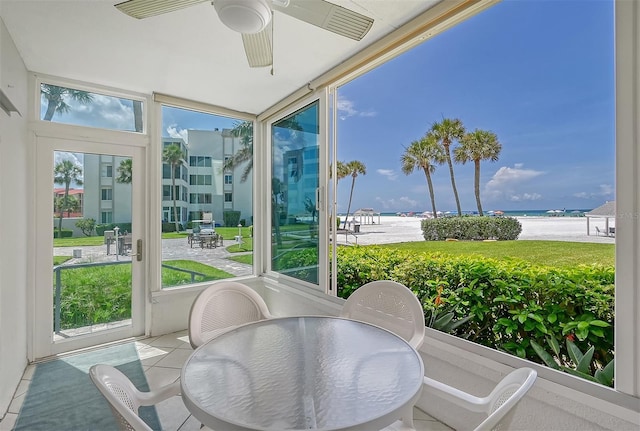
[494,210,504,216]
[546,210,556,214]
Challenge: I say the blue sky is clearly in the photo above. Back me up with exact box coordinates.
[48,1,615,214]
[335,0,615,213]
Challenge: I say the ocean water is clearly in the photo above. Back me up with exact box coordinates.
[375,209,593,217]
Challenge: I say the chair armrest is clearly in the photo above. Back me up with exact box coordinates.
[138,379,181,406]
[422,376,486,413]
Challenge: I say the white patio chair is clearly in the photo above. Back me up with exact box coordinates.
[340,280,425,430]
[89,364,181,431]
[340,280,425,349]
[422,367,537,431]
[188,281,273,348]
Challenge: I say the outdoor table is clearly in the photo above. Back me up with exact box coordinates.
[181,316,424,431]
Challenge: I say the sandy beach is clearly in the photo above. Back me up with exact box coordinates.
[334,215,615,246]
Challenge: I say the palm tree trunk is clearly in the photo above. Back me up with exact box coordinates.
[474,160,483,216]
[343,177,356,229]
[272,195,282,246]
[171,171,179,232]
[43,101,57,121]
[423,169,438,218]
[444,146,462,216]
[133,101,143,132]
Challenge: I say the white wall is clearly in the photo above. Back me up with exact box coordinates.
[0,16,29,417]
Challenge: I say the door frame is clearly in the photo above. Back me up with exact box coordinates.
[262,92,329,292]
[33,135,146,359]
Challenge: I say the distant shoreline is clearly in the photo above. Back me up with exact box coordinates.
[339,209,592,218]
[333,214,615,245]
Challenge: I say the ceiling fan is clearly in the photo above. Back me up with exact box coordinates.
[114,0,374,68]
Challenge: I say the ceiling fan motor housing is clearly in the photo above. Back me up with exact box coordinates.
[214,0,272,34]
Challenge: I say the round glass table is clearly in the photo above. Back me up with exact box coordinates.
[181,316,424,431]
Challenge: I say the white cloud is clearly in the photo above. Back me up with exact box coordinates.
[573,184,614,199]
[337,96,376,120]
[48,93,137,131]
[509,193,542,202]
[54,151,82,167]
[375,196,418,209]
[484,164,545,202]
[377,169,398,180]
[166,125,189,142]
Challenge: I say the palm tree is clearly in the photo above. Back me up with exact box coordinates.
[401,135,445,218]
[335,160,349,183]
[116,158,132,184]
[431,118,465,216]
[132,100,143,133]
[342,160,367,229]
[41,84,93,121]
[454,129,502,216]
[223,121,254,182]
[162,144,184,232]
[54,160,83,238]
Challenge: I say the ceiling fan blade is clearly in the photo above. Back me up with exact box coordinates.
[273,0,374,41]
[242,23,273,68]
[115,0,208,19]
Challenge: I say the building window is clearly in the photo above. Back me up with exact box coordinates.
[224,174,233,185]
[101,211,112,223]
[162,185,171,200]
[189,174,213,185]
[224,193,233,203]
[101,188,112,201]
[190,193,212,204]
[189,156,212,167]
[102,165,113,178]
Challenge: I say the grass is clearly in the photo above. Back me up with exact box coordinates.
[54,256,72,265]
[228,254,253,265]
[375,240,614,268]
[162,259,235,288]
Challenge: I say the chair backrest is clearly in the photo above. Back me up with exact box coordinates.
[339,280,425,349]
[423,367,537,431]
[476,367,537,431]
[188,281,272,348]
[89,364,152,431]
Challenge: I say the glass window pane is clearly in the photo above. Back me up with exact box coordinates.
[40,83,144,132]
[160,106,253,288]
[271,101,320,284]
[53,151,133,339]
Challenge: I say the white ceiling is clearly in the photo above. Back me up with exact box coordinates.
[0,0,441,115]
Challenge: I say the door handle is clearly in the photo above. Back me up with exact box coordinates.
[135,239,143,261]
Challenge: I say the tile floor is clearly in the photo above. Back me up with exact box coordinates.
[0,330,452,431]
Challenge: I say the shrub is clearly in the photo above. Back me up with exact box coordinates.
[162,222,179,233]
[53,229,73,238]
[96,223,133,235]
[336,246,614,372]
[223,211,241,227]
[75,218,96,236]
[421,216,522,241]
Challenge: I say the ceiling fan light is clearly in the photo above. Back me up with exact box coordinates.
[214,0,272,34]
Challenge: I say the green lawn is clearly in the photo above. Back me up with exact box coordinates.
[376,240,614,267]
[227,254,253,265]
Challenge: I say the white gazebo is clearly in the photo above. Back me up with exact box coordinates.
[353,208,381,225]
[586,201,616,236]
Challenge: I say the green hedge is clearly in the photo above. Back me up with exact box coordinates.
[53,229,73,238]
[223,211,241,227]
[421,216,522,240]
[336,246,614,368]
[96,223,132,236]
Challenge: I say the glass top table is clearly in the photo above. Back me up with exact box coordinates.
[181,316,424,431]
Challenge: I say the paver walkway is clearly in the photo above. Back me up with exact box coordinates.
[54,237,252,277]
